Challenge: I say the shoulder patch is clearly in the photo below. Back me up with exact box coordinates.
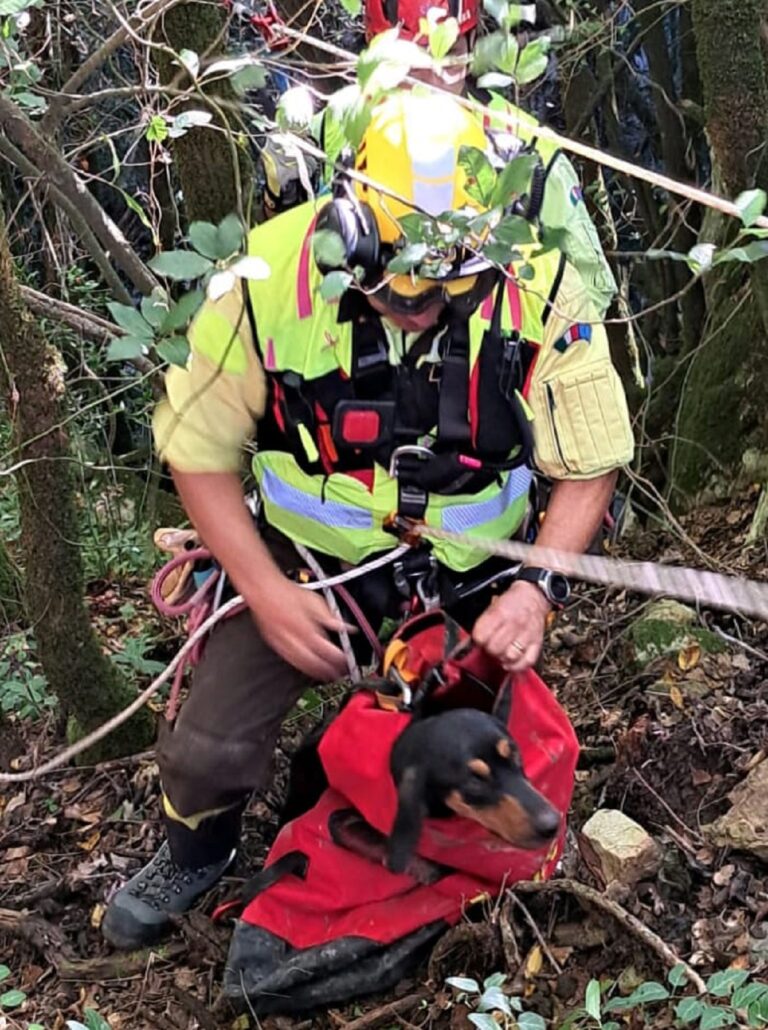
[554,323,592,354]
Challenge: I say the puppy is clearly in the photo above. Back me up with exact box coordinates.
[387,686,561,873]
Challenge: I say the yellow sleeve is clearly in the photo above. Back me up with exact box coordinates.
[152,281,267,473]
[527,260,634,480]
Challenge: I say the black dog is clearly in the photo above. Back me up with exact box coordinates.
[387,686,561,873]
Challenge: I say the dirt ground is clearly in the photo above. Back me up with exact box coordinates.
[1,490,767,1029]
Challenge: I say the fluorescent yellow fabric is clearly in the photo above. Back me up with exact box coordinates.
[153,210,633,481]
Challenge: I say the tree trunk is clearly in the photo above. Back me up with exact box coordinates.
[0,540,22,625]
[670,0,768,501]
[155,1,253,225]
[0,207,152,760]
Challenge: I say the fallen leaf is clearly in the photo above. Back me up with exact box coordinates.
[678,643,701,671]
[523,944,543,978]
[691,768,712,786]
[713,864,735,887]
[90,903,105,929]
[669,684,684,709]
[78,830,101,852]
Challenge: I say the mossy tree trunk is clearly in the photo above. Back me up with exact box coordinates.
[671,0,768,502]
[0,540,22,625]
[155,1,253,226]
[0,206,152,760]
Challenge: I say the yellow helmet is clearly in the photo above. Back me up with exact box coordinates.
[353,91,489,245]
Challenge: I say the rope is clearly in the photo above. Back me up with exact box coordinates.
[415,525,768,621]
[293,542,361,683]
[0,545,409,784]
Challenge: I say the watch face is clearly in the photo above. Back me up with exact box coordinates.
[547,572,570,603]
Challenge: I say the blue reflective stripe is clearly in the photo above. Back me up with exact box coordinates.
[441,466,532,533]
[261,468,374,531]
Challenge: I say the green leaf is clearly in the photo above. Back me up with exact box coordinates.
[146,114,169,143]
[467,1015,499,1030]
[706,970,751,998]
[478,986,511,1014]
[517,1014,547,1030]
[429,17,459,59]
[148,250,213,281]
[339,0,361,15]
[459,145,497,206]
[506,3,537,27]
[515,37,550,84]
[476,72,514,89]
[319,270,353,301]
[387,242,429,274]
[700,1006,736,1029]
[482,240,521,265]
[471,31,519,77]
[445,976,480,994]
[160,289,204,332]
[83,1011,111,1030]
[107,302,154,339]
[230,62,267,93]
[494,215,535,247]
[748,997,768,1027]
[517,262,535,280]
[585,979,602,1023]
[0,0,37,15]
[13,90,46,110]
[140,288,169,329]
[106,336,148,362]
[483,973,507,989]
[156,336,191,367]
[0,966,10,983]
[398,213,432,242]
[735,188,767,227]
[604,982,669,1012]
[313,229,348,269]
[0,989,27,1008]
[167,109,213,138]
[713,240,768,265]
[733,984,768,1009]
[27,1024,46,1029]
[483,0,509,27]
[177,48,199,78]
[339,92,374,149]
[188,221,222,260]
[492,154,539,207]
[217,213,245,256]
[668,964,690,988]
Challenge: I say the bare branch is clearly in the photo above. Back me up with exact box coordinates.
[0,94,158,296]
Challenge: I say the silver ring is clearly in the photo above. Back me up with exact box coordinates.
[511,640,525,653]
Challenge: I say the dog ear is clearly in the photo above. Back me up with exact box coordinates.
[387,765,427,874]
[492,682,511,728]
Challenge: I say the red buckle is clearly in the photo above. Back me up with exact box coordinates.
[340,409,381,446]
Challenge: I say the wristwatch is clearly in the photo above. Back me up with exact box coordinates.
[515,566,571,609]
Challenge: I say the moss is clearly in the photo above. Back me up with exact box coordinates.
[630,619,725,667]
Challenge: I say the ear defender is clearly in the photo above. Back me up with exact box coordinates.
[313,197,382,286]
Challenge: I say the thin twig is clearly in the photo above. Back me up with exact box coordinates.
[512,879,707,994]
[509,893,563,974]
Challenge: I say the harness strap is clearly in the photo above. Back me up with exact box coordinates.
[438,314,472,446]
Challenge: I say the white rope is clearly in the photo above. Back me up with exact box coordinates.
[293,542,361,683]
[0,545,409,784]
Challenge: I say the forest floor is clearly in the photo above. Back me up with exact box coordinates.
[1,489,767,1030]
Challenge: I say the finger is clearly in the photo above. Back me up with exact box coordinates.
[308,635,349,677]
[501,640,540,673]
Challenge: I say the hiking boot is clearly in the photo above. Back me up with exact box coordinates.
[102,841,235,950]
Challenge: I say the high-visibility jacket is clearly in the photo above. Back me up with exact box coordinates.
[240,202,564,572]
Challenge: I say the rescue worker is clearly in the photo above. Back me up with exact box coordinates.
[261,0,616,315]
[102,92,634,951]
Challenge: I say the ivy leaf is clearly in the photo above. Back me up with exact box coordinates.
[667,964,690,989]
[478,986,512,1014]
[445,976,480,993]
[604,982,669,1012]
[483,973,507,989]
[0,967,8,984]
[467,1015,499,1030]
[319,270,353,301]
[148,250,213,280]
[732,984,768,1009]
[106,336,148,362]
[585,979,602,1023]
[339,0,361,14]
[492,153,539,206]
[167,110,213,138]
[517,1014,547,1030]
[230,255,270,281]
[188,221,222,260]
[459,145,497,206]
[313,229,348,269]
[706,970,750,998]
[106,302,154,339]
[140,288,170,329]
[177,48,199,78]
[156,336,191,368]
[515,37,550,84]
[83,1011,111,1030]
[0,989,27,1008]
[160,290,204,333]
[387,242,429,274]
[735,188,767,227]
[146,114,169,143]
[699,1006,736,1030]
[429,17,459,60]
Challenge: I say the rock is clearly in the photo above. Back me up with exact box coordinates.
[629,599,725,667]
[579,809,662,887]
[704,759,768,862]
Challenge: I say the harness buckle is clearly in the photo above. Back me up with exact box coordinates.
[388,445,434,480]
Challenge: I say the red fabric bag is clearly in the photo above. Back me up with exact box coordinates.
[224,614,578,1014]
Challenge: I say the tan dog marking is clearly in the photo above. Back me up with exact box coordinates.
[467,758,491,778]
[446,790,540,848]
[496,738,512,759]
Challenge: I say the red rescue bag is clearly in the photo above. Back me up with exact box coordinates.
[224,612,578,1013]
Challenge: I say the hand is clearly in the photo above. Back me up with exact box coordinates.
[250,578,355,682]
[472,580,551,672]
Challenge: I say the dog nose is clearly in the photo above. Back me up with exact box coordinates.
[533,806,560,839]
